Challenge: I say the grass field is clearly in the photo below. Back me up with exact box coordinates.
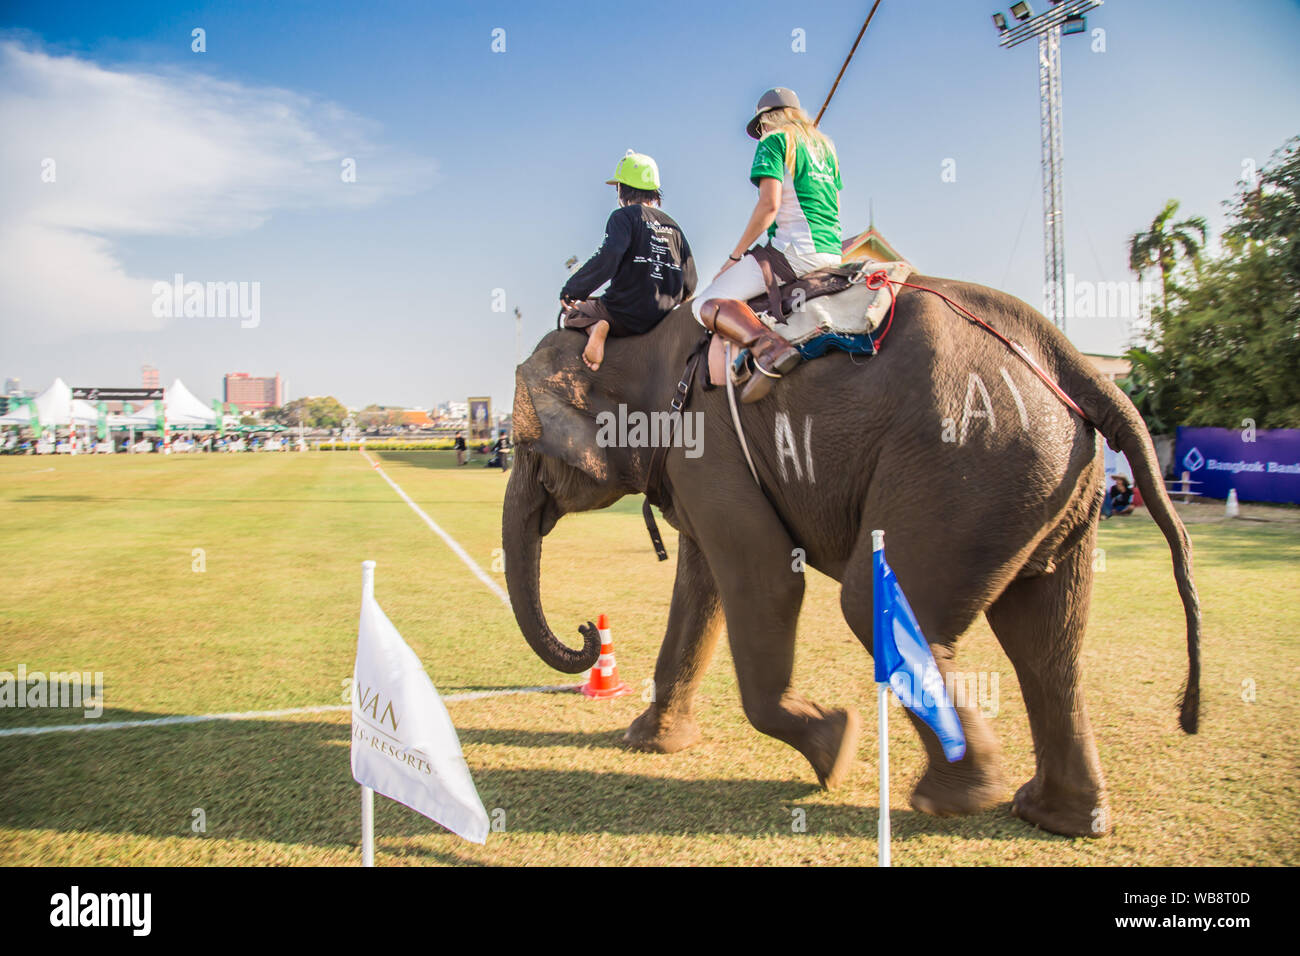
[1,450,1297,866]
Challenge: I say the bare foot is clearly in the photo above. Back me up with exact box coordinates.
[582,320,609,371]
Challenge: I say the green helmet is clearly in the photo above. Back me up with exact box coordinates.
[605,149,661,191]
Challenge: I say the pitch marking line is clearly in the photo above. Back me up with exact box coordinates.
[359,448,510,608]
[0,451,559,739]
[0,684,582,738]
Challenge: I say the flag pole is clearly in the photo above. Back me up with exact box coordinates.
[361,785,375,867]
[360,560,376,867]
[872,529,891,867]
[878,683,891,867]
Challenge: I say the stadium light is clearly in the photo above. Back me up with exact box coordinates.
[991,0,1104,334]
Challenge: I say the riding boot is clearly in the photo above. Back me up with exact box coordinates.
[698,298,802,403]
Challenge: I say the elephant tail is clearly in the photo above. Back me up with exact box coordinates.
[1056,348,1202,734]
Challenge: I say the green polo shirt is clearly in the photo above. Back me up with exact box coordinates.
[750,130,843,257]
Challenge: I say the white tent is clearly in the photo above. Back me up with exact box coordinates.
[124,379,218,428]
[0,378,99,428]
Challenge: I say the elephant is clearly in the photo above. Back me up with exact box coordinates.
[501,275,1201,838]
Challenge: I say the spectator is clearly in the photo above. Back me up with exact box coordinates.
[1106,476,1136,517]
[491,431,511,471]
[454,431,466,466]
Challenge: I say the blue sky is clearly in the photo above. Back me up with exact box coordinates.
[3,0,1298,411]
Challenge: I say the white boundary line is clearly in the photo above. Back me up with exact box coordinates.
[0,450,559,740]
[359,448,511,607]
[0,684,582,738]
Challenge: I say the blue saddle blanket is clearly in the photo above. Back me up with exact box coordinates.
[796,330,880,360]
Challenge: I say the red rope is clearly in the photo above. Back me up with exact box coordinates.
[862,269,1088,421]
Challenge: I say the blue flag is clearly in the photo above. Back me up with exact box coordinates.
[873,540,966,762]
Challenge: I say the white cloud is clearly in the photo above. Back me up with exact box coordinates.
[0,40,432,342]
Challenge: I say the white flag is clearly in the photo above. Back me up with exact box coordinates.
[351,583,489,844]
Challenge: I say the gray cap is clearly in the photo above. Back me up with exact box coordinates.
[746,87,801,139]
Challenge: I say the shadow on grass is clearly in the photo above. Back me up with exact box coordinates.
[1099,520,1300,570]
[0,712,1062,849]
[9,494,402,505]
[376,451,484,471]
[1187,525,1300,569]
[11,494,99,502]
[457,726,628,749]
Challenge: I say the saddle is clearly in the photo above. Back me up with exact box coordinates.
[745,248,913,345]
[706,252,914,386]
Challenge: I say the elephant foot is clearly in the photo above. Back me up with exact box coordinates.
[1010,776,1109,838]
[623,705,701,754]
[910,761,1007,818]
[808,707,861,790]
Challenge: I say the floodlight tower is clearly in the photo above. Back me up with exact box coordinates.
[991,0,1102,334]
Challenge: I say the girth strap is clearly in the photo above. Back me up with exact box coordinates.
[642,499,668,561]
[642,332,710,561]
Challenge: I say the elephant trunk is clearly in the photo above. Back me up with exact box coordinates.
[502,452,601,674]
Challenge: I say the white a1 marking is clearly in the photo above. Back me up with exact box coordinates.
[959,374,995,445]
[775,413,815,483]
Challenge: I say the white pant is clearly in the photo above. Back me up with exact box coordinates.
[691,248,841,323]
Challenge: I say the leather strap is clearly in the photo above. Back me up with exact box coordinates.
[645,334,708,498]
[748,244,798,323]
[642,333,710,559]
[724,341,761,487]
[642,499,668,561]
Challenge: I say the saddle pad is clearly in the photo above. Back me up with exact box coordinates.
[756,259,913,346]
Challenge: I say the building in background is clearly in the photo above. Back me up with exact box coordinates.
[141,365,160,389]
[841,216,908,265]
[399,409,434,428]
[224,372,283,410]
[1081,354,1131,382]
[2,378,33,414]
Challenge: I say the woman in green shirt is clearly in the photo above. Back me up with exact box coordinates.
[692,87,844,403]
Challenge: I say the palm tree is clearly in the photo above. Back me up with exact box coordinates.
[1128,199,1209,314]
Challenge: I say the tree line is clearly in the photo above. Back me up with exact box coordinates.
[1121,135,1299,432]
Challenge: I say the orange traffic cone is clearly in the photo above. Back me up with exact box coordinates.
[581,613,631,700]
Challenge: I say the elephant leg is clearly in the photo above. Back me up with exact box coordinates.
[700,513,859,789]
[726,591,861,789]
[624,533,724,753]
[985,532,1109,838]
[900,653,1008,817]
[839,536,1007,817]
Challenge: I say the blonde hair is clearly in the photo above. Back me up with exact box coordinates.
[758,106,836,169]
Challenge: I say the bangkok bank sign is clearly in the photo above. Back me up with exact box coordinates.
[1174,426,1300,505]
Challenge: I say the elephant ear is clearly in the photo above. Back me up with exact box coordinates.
[513,346,614,483]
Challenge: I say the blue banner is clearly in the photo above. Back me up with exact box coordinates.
[873,540,966,762]
[1174,427,1300,504]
